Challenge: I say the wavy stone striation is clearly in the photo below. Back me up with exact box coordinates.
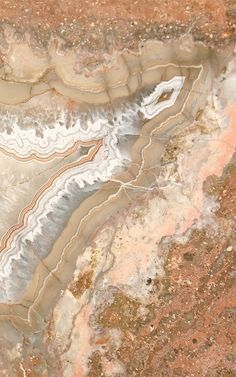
[0,33,235,376]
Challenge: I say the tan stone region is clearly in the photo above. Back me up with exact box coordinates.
[0,1,234,377]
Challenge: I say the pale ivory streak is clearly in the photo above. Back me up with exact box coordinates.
[0,140,94,162]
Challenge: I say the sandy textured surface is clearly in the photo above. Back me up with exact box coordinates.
[0,0,235,50]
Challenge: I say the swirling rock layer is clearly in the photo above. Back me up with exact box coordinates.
[0,4,235,376]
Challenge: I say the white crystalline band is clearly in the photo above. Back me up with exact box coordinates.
[141,76,185,119]
[0,100,140,158]
[0,119,132,302]
[0,76,185,158]
[0,75,187,302]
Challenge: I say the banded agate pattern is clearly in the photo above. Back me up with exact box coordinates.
[0,37,226,375]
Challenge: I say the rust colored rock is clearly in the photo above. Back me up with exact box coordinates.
[85,159,236,377]
[0,0,235,51]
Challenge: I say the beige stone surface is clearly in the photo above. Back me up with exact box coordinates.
[0,2,234,377]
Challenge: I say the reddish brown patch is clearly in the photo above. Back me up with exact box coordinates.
[88,157,236,376]
[69,270,93,298]
[16,353,46,377]
[0,0,234,50]
[98,292,153,333]
[87,352,104,377]
[0,0,229,28]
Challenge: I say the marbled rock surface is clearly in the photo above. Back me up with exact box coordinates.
[0,1,235,377]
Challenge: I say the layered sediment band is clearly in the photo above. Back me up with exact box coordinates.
[0,36,226,332]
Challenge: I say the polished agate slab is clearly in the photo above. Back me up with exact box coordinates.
[0,34,235,376]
